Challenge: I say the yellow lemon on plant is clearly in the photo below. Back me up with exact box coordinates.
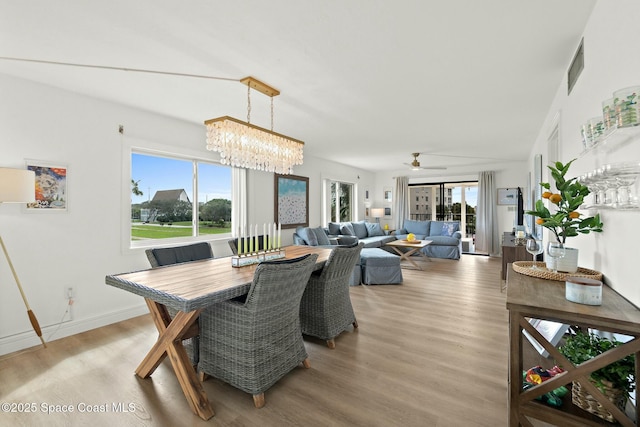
[542,191,553,199]
[569,211,580,219]
[536,218,545,225]
[407,233,416,241]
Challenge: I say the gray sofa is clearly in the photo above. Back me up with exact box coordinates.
[293,219,462,260]
[326,221,395,248]
[394,219,462,260]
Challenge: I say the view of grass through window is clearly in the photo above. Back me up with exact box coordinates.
[131,152,232,242]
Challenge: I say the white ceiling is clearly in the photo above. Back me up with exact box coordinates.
[0,0,596,175]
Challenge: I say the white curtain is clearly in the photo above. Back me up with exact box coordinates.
[394,176,409,230]
[231,167,247,237]
[476,171,500,256]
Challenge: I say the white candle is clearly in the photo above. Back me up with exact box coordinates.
[263,223,267,252]
[272,222,276,250]
[278,223,281,249]
[249,224,253,253]
[255,224,258,253]
[243,225,248,255]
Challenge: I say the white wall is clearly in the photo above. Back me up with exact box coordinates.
[528,0,640,306]
[0,73,375,354]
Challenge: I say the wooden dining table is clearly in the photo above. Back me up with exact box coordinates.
[104,245,333,420]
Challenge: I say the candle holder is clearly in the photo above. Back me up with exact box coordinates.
[231,248,285,267]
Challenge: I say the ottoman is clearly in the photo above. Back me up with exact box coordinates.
[359,248,403,285]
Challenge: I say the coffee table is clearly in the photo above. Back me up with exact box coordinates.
[385,239,432,270]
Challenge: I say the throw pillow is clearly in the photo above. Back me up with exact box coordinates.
[340,223,355,236]
[351,221,368,239]
[312,227,331,245]
[328,222,342,235]
[365,222,385,237]
[441,222,459,237]
[296,226,319,246]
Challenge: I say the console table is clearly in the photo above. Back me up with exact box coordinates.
[506,265,640,426]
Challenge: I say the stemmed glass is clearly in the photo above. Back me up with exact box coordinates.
[547,242,566,274]
[525,239,543,269]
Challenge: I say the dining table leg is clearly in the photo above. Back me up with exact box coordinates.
[136,298,214,420]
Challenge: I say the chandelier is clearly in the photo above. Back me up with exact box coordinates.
[205,76,304,174]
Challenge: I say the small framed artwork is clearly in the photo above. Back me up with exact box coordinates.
[274,174,309,229]
[384,207,391,217]
[365,207,370,218]
[384,188,392,203]
[497,188,517,205]
[364,188,370,202]
[24,160,68,212]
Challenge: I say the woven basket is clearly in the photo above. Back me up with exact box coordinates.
[512,261,603,282]
[571,379,626,422]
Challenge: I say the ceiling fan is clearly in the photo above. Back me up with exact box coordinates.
[404,153,447,170]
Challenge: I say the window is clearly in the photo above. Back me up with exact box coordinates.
[130,151,232,246]
[328,180,354,222]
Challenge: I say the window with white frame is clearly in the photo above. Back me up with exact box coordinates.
[328,180,354,222]
[130,151,232,246]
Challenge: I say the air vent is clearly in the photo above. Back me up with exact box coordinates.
[567,38,584,95]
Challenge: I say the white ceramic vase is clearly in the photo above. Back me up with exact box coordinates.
[546,247,579,273]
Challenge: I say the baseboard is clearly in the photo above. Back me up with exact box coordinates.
[0,304,148,356]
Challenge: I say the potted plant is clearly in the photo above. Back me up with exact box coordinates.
[526,159,603,273]
[558,331,635,422]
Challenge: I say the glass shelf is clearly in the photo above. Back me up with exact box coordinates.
[581,125,640,156]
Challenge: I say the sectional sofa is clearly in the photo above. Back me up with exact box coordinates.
[293,219,462,260]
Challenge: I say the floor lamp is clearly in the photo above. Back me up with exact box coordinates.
[0,167,46,348]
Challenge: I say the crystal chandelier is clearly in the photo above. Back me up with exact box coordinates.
[205,77,304,174]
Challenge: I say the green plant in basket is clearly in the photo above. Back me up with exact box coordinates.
[558,331,635,395]
[526,159,603,244]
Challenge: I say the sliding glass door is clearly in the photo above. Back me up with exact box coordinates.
[409,181,477,248]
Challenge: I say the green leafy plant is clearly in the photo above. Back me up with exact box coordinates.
[558,331,635,394]
[526,159,603,244]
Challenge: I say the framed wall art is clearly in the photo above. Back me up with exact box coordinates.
[24,160,68,212]
[497,188,517,205]
[274,174,309,229]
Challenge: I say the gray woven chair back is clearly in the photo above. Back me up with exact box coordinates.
[198,253,319,396]
[316,242,364,282]
[300,243,363,344]
[244,253,318,309]
[145,242,213,267]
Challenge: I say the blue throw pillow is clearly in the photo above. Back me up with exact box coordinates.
[328,222,342,235]
[351,221,368,239]
[441,222,459,237]
[312,227,331,245]
[365,222,385,237]
[296,226,318,246]
[404,219,429,235]
[340,223,355,236]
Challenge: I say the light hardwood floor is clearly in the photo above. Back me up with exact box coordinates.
[0,255,511,426]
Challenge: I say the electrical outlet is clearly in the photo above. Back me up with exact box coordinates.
[66,287,74,299]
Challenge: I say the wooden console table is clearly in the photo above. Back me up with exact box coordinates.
[506,265,640,426]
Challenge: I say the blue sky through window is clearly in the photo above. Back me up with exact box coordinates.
[131,153,232,205]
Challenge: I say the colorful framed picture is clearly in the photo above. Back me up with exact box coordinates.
[24,160,68,211]
[274,174,309,229]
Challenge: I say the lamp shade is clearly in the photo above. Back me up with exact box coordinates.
[0,168,36,203]
[371,208,385,218]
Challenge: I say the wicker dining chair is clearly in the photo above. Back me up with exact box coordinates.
[300,242,364,349]
[198,253,318,409]
[144,242,214,365]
